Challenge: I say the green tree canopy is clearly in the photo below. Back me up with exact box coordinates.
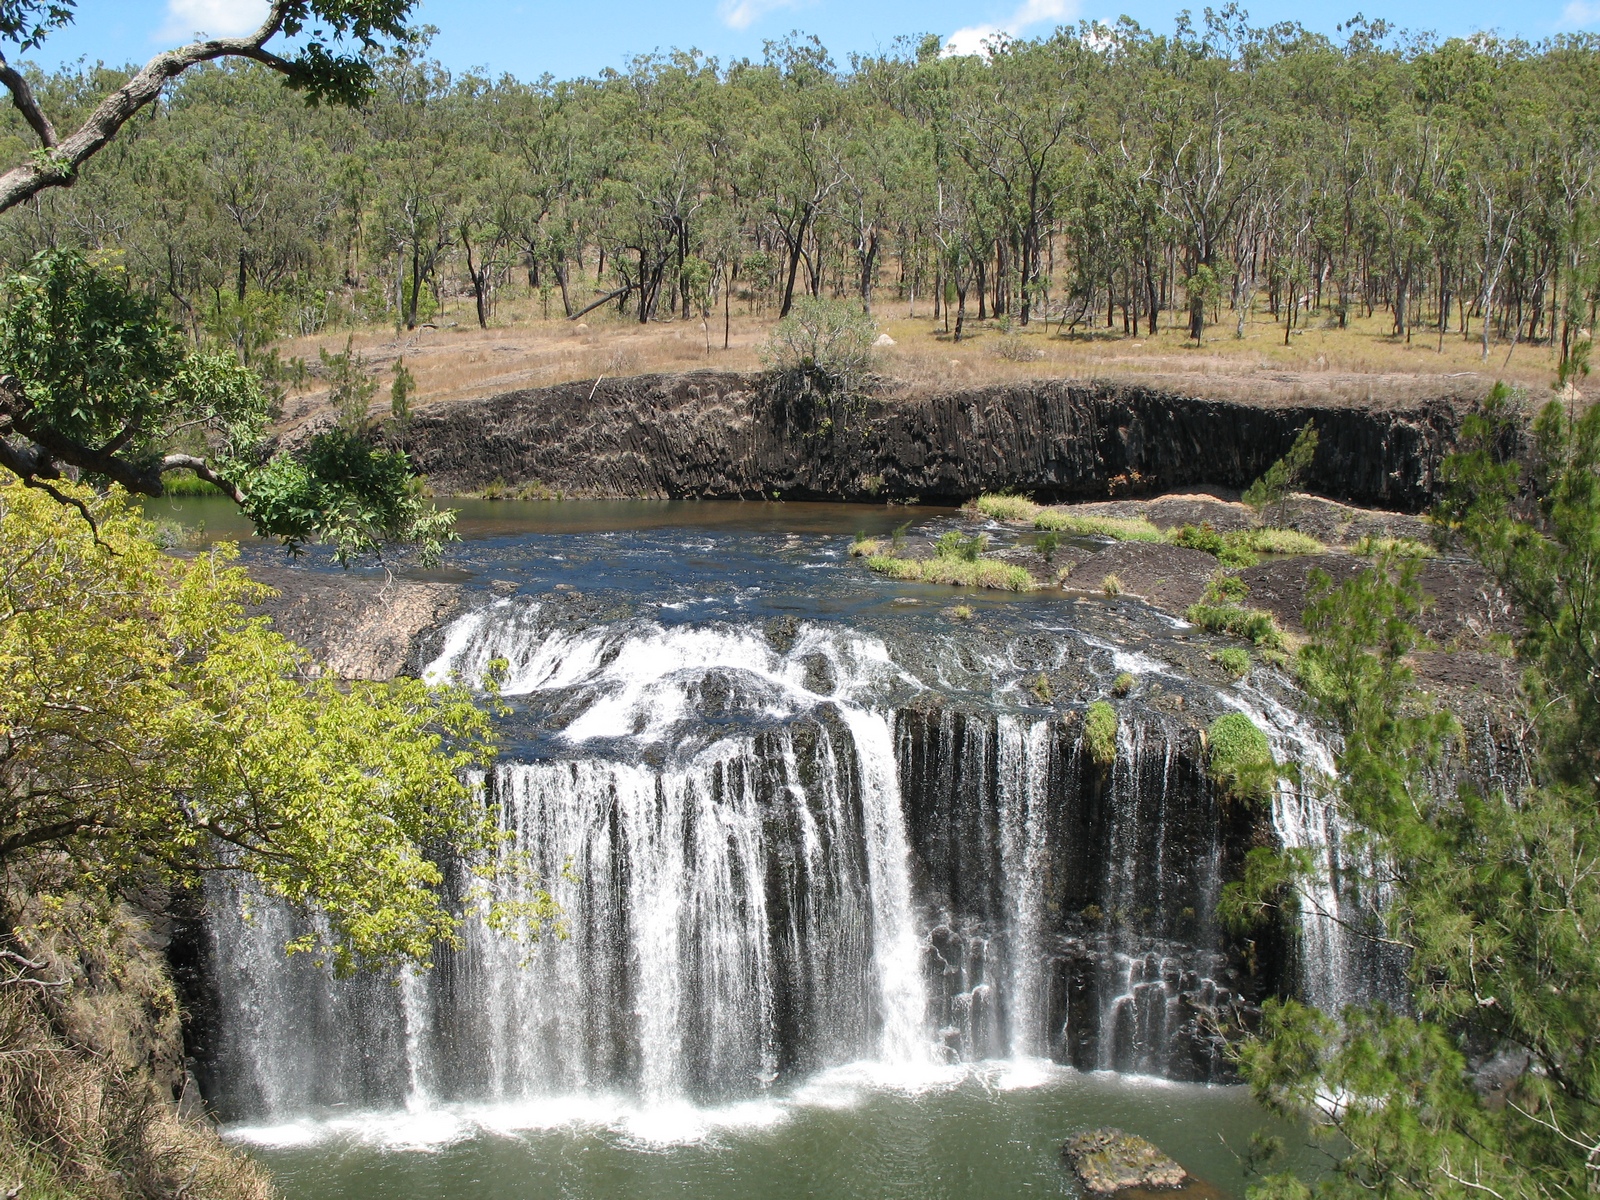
[0,477,548,974]
[0,250,453,563]
[1229,385,1600,1198]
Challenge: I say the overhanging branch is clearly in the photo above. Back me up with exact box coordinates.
[0,2,293,214]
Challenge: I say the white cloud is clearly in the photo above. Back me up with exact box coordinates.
[943,23,1004,56]
[945,0,1075,56]
[159,0,270,41]
[718,0,806,31]
[1559,0,1600,26]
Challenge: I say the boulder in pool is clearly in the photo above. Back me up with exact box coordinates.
[1063,1128,1189,1194]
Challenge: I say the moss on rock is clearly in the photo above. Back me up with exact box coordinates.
[1062,1127,1189,1194]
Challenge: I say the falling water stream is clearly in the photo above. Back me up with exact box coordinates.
[157,498,1353,1198]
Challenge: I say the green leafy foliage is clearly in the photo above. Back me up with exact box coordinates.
[1227,388,1600,1196]
[237,428,455,565]
[0,251,261,459]
[321,334,380,435]
[390,353,415,447]
[0,251,455,565]
[0,480,551,974]
[1243,423,1319,526]
[0,1,74,51]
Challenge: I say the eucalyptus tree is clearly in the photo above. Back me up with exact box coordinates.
[0,0,466,569]
[952,35,1079,324]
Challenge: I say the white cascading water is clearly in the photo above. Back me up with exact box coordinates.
[1097,716,1187,1077]
[994,715,1052,1058]
[206,606,938,1119]
[1222,684,1354,1013]
[203,598,1378,1130]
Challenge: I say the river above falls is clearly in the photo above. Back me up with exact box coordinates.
[152,498,1341,1200]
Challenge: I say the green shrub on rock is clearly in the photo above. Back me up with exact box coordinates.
[1169,522,1257,567]
[1207,712,1276,802]
[761,296,877,395]
[1210,647,1252,678]
[1086,701,1119,768]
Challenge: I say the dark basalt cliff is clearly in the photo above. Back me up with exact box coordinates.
[405,371,1470,511]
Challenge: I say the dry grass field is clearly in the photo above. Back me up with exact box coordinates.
[270,287,1566,433]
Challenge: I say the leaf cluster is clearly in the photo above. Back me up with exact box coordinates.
[0,480,547,973]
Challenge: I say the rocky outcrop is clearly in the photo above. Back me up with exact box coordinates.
[1063,1128,1190,1194]
[248,566,462,681]
[404,372,1471,511]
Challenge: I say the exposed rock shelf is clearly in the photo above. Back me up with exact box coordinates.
[1063,1128,1190,1194]
[402,372,1473,510]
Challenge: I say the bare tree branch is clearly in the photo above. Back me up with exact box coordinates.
[0,379,245,504]
[159,454,246,505]
[0,52,56,148]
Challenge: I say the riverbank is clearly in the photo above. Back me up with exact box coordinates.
[370,371,1474,510]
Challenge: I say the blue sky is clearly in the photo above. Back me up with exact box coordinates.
[26,0,1600,79]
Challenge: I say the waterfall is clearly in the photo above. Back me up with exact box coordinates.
[995,716,1052,1058]
[196,600,1375,1123]
[1223,684,1389,1013]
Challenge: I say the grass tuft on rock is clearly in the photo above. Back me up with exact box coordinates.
[1207,712,1276,803]
[974,492,1041,522]
[1186,602,1286,649]
[1033,510,1164,541]
[864,553,1035,591]
[1354,534,1435,558]
[1085,700,1119,768]
[1242,527,1325,556]
[1168,523,1324,565]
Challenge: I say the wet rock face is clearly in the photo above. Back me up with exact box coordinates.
[1063,1128,1190,1194]
[402,372,1467,511]
[897,704,1283,1083]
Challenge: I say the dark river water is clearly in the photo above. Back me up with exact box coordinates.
[149,497,1325,1200]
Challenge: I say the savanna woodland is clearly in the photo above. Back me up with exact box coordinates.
[2,0,1600,1198]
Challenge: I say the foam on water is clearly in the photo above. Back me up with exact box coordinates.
[224,1059,1070,1154]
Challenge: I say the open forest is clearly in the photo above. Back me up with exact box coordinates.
[0,12,1597,395]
